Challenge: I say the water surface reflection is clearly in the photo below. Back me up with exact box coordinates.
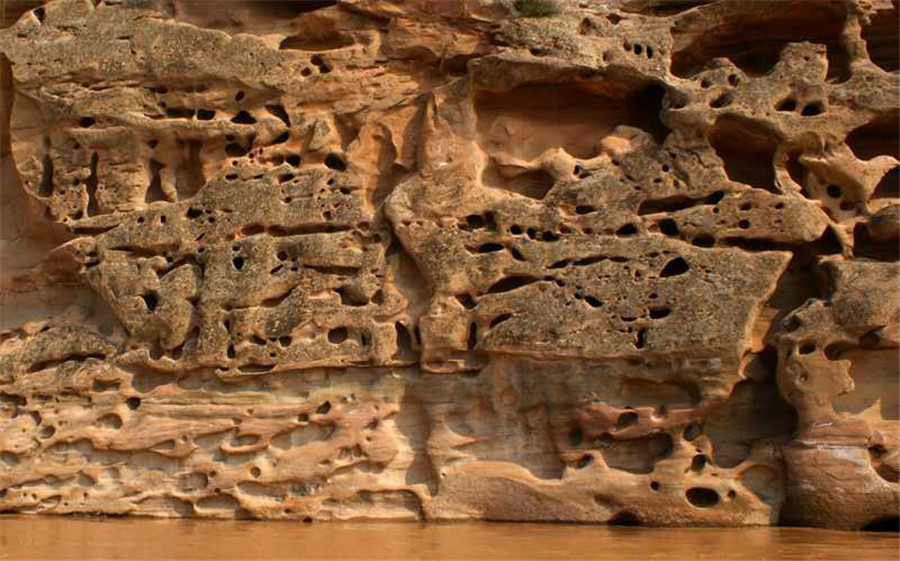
[1,516,897,560]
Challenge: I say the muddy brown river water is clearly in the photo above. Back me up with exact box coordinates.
[0,517,897,560]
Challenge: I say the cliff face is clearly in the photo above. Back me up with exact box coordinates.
[0,0,897,530]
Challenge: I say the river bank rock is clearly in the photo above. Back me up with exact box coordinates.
[0,0,896,530]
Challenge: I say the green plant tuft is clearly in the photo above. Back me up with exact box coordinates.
[514,0,559,18]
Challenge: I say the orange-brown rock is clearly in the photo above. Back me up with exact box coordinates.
[0,0,897,530]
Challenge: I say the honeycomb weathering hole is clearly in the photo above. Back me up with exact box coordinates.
[670,0,847,77]
[845,111,900,161]
[474,81,668,162]
[862,1,900,72]
[686,487,720,508]
[861,517,900,532]
[708,115,779,192]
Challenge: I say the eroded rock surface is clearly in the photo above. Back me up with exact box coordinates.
[0,0,897,529]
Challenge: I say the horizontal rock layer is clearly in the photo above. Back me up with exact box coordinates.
[0,0,897,529]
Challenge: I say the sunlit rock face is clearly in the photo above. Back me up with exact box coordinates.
[0,0,896,530]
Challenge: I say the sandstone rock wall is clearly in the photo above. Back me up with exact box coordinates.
[0,0,897,529]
